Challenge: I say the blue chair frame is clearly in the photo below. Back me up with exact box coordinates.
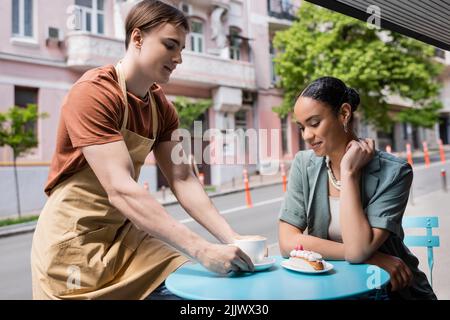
[402,216,440,287]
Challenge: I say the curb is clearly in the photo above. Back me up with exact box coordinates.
[158,180,284,206]
[0,221,38,239]
[0,180,284,239]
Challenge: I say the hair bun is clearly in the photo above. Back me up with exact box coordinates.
[346,87,360,112]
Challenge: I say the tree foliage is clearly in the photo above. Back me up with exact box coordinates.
[172,97,211,129]
[0,104,48,157]
[273,2,444,131]
[0,104,48,217]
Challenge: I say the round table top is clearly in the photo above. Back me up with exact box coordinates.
[165,256,390,300]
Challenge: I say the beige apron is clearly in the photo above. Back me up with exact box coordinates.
[31,62,189,300]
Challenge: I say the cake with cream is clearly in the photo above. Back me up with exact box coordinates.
[288,245,325,271]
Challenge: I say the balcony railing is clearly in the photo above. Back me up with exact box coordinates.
[66,32,125,70]
[435,48,446,59]
[434,48,450,66]
[268,0,298,21]
[65,33,256,89]
[171,51,256,90]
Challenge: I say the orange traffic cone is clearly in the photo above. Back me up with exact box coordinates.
[422,141,431,168]
[280,162,287,193]
[406,143,414,166]
[438,139,446,164]
[198,173,205,186]
[243,169,253,208]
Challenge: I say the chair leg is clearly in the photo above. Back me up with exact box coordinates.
[427,248,434,288]
[429,263,433,288]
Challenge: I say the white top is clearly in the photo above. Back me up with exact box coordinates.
[328,196,342,243]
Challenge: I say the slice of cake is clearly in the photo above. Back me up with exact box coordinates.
[288,245,325,271]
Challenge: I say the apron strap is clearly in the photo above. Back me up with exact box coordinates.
[115,62,159,137]
[149,90,159,140]
[115,62,129,131]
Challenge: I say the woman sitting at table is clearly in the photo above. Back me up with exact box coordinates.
[278,77,436,300]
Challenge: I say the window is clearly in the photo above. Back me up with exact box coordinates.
[190,20,204,53]
[435,48,446,59]
[14,86,39,135]
[268,0,296,20]
[281,0,291,12]
[235,110,247,130]
[179,2,191,15]
[229,28,242,61]
[281,116,289,154]
[269,40,279,84]
[377,126,394,152]
[12,0,34,38]
[403,123,409,140]
[235,110,249,154]
[75,0,105,35]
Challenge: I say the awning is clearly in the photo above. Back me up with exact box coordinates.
[305,0,450,50]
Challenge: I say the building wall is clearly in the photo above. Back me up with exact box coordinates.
[0,166,49,218]
[0,59,81,163]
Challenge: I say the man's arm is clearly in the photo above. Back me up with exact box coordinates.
[81,140,253,273]
[154,141,239,244]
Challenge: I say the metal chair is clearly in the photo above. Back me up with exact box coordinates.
[402,216,440,287]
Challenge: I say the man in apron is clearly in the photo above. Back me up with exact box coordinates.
[31,1,255,300]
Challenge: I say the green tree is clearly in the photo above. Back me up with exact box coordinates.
[273,2,444,131]
[172,97,211,129]
[0,105,48,217]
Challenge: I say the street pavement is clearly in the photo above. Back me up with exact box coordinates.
[0,160,449,300]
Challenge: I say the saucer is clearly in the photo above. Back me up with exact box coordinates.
[281,260,334,274]
[252,257,276,272]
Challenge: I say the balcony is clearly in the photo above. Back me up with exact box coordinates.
[435,48,446,60]
[65,33,256,90]
[445,50,450,67]
[267,0,298,21]
[171,51,256,90]
[66,32,125,71]
[188,0,231,6]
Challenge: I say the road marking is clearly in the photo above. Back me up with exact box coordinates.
[179,197,284,224]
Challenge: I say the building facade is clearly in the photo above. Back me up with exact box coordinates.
[0,0,449,216]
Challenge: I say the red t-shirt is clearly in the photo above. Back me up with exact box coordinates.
[45,64,179,196]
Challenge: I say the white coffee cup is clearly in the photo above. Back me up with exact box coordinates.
[233,236,267,263]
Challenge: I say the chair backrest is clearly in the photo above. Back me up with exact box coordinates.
[402,216,440,287]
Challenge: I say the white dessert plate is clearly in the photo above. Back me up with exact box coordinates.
[281,260,334,274]
[252,257,277,272]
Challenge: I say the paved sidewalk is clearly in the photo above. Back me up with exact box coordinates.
[404,189,450,300]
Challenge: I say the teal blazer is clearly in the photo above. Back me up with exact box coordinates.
[280,150,411,240]
[279,150,436,300]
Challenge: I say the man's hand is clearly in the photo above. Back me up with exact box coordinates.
[198,244,255,274]
[366,251,414,292]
